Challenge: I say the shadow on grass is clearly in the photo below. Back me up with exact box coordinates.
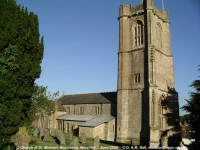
[54,136,60,144]
[100,140,133,148]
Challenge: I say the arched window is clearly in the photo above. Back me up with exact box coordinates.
[156,23,162,49]
[133,20,144,46]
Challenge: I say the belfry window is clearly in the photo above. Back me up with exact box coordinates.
[133,21,144,46]
[134,74,141,83]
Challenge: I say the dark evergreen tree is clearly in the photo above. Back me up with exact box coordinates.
[0,0,43,148]
[182,67,200,150]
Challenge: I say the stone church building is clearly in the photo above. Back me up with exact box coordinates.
[36,0,179,147]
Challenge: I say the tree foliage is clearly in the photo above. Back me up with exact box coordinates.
[179,114,190,123]
[0,0,43,147]
[30,85,58,127]
[182,67,200,149]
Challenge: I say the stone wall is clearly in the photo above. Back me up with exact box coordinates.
[79,119,115,141]
[62,103,114,116]
[51,111,66,130]
[79,127,94,138]
[106,118,116,141]
[94,124,106,140]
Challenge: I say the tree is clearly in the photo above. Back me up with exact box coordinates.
[182,67,200,149]
[0,0,43,148]
[179,114,190,123]
[30,85,58,128]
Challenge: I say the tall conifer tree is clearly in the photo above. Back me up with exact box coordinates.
[182,67,200,150]
[0,0,43,147]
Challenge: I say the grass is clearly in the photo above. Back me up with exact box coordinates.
[30,136,59,146]
[29,133,124,150]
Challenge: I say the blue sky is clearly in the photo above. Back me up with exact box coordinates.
[16,0,200,115]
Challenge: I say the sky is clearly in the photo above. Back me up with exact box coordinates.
[15,0,200,115]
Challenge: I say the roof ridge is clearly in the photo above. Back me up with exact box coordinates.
[62,91,117,96]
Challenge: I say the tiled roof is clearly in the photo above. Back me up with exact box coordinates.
[56,114,115,127]
[79,115,114,127]
[59,92,117,105]
[57,114,97,121]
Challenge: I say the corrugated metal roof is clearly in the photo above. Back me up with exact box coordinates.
[59,92,117,105]
[56,114,114,127]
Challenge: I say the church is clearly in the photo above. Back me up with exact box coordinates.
[38,0,180,147]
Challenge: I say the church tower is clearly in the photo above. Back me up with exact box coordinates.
[116,0,179,146]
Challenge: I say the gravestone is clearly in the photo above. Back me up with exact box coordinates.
[55,130,66,145]
[55,130,58,139]
[43,129,50,141]
[56,131,61,143]
[60,132,66,145]
[80,133,86,144]
[69,138,79,150]
[39,128,44,140]
[94,136,100,150]
[33,128,39,137]
[68,130,73,143]
[10,127,31,150]
[51,129,56,137]
[69,140,74,148]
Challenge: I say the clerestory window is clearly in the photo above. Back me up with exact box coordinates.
[66,107,70,114]
[79,107,84,114]
[94,106,100,115]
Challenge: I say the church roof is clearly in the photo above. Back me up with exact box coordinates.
[57,114,96,121]
[59,92,117,105]
[79,115,114,127]
[57,114,114,127]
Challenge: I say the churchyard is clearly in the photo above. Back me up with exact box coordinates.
[11,127,124,150]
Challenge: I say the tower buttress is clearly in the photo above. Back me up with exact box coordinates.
[116,4,131,144]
